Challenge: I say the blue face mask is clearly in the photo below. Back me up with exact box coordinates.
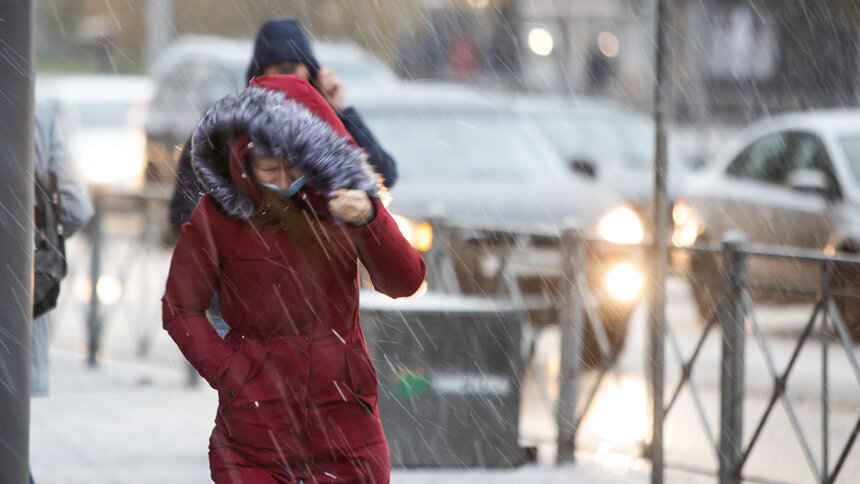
[262,175,306,197]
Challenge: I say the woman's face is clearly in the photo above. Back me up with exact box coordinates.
[250,156,303,190]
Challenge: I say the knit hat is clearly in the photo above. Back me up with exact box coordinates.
[245,18,320,83]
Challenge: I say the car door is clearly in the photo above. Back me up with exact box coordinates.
[715,130,835,290]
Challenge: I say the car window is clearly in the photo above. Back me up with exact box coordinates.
[788,132,841,195]
[150,61,243,140]
[363,111,565,182]
[837,135,860,185]
[788,133,833,173]
[533,112,652,169]
[726,132,790,183]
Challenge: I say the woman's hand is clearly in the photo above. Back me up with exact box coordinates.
[328,189,373,225]
[317,68,345,112]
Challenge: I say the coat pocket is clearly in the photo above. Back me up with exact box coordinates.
[345,344,379,412]
[216,346,307,450]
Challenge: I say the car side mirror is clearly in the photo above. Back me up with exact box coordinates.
[787,169,831,197]
[568,158,598,178]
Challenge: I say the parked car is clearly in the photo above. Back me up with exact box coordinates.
[144,35,399,184]
[514,95,695,225]
[351,84,647,359]
[672,109,860,340]
[36,75,152,193]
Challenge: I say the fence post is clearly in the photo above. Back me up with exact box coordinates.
[424,217,460,294]
[556,226,585,463]
[719,231,748,484]
[86,190,104,366]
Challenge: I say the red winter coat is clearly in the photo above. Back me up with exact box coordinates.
[162,76,425,483]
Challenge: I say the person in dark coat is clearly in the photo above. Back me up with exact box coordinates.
[168,17,397,238]
[162,74,425,483]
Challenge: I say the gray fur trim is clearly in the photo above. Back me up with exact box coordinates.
[192,86,379,218]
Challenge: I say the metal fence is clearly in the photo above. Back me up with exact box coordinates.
[81,190,172,366]
[677,234,860,484]
[422,220,860,483]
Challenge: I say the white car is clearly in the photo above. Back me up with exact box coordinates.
[36,75,153,193]
[352,84,646,360]
[673,109,860,339]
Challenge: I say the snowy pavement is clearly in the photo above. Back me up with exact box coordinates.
[29,349,715,484]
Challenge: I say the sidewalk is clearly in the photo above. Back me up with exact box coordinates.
[29,349,713,484]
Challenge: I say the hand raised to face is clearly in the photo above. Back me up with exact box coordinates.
[316,68,345,113]
[328,189,372,225]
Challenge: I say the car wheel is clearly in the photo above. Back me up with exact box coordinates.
[830,263,860,342]
[688,251,722,324]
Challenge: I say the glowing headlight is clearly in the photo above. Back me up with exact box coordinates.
[671,200,703,247]
[79,131,146,185]
[605,263,643,302]
[96,275,122,305]
[392,214,433,252]
[598,207,644,244]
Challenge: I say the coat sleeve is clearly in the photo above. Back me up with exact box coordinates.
[161,198,252,389]
[351,199,426,298]
[339,107,398,188]
[38,104,94,237]
[168,137,205,237]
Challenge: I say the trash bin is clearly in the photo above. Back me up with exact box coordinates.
[359,292,527,468]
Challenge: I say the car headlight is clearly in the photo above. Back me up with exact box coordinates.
[79,131,147,185]
[671,200,703,247]
[605,263,643,302]
[598,207,644,244]
[392,214,433,252]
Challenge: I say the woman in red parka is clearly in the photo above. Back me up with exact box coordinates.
[162,74,426,484]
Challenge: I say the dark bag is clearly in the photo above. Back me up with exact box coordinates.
[33,170,67,318]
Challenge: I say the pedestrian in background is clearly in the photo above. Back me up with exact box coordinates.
[30,101,94,483]
[162,75,425,483]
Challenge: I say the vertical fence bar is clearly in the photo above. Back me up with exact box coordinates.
[719,232,748,484]
[556,226,585,463]
[424,217,459,294]
[86,190,104,365]
[821,263,829,481]
[0,1,35,481]
[650,0,674,481]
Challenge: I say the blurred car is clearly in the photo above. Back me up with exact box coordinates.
[351,84,647,358]
[514,95,696,225]
[672,109,860,339]
[36,75,152,193]
[144,34,400,183]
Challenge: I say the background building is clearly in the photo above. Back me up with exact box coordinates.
[35,0,860,124]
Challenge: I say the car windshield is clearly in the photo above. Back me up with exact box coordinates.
[533,112,653,169]
[325,61,396,85]
[838,135,860,183]
[363,111,563,182]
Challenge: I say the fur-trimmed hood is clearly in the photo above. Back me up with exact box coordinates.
[191,75,380,219]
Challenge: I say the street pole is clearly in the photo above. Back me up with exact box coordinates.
[648,0,673,483]
[0,1,35,482]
